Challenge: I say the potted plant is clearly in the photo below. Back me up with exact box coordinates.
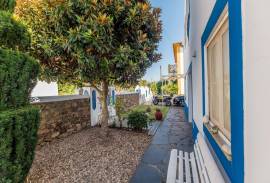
[155,108,163,121]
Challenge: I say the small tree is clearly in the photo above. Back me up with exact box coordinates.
[16,0,162,130]
[149,81,158,95]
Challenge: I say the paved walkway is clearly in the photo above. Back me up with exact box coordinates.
[130,107,194,183]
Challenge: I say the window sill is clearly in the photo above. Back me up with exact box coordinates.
[204,123,232,161]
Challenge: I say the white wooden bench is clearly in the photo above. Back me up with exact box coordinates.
[166,134,225,183]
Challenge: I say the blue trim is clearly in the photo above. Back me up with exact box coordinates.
[201,0,244,182]
[92,90,97,110]
[203,125,233,179]
[184,102,189,120]
[192,120,199,140]
[112,90,115,105]
[228,1,244,182]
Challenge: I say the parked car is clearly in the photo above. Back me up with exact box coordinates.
[152,95,172,106]
[173,95,185,107]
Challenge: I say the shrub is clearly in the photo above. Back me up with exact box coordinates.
[0,0,16,12]
[146,106,151,113]
[0,48,40,110]
[128,111,148,131]
[0,11,31,51]
[0,2,40,182]
[0,106,40,183]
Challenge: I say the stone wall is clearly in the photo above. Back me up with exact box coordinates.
[116,92,140,111]
[32,96,91,145]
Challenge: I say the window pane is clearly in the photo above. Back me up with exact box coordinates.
[222,30,231,135]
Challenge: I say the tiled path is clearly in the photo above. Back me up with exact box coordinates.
[130,107,194,183]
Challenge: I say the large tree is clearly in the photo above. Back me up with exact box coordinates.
[16,0,162,129]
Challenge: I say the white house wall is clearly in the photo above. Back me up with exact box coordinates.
[184,0,216,133]
[242,0,270,182]
[31,81,58,97]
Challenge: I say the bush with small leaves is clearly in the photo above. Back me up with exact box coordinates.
[0,48,39,110]
[0,106,40,183]
[0,1,40,182]
[0,11,31,51]
[128,111,148,131]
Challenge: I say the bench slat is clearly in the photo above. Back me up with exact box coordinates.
[167,134,226,183]
[190,152,199,183]
[184,152,191,183]
[167,149,178,183]
[197,135,225,183]
[178,151,184,183]
[194,144,204,183]
[195,143,210,183]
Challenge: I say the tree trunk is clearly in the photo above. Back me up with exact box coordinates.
[100,80,110,136]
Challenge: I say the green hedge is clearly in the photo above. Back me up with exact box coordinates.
[0,11,31,51]
[0,0,16,12]
[0,48,40,110]
[128,111,148,131]
[0,106,40,183]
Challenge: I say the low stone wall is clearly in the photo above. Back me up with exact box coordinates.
[32,96,91,145]
[116,92,140,111]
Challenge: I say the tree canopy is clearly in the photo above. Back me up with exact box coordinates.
[16,0,162,86]
[16,0,162,127]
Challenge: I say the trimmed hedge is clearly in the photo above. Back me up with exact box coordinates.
[0,11,31,51]
[0,106,40,183]
[0,48,40,111]
[0,0,16,12]
[128,111,148,131]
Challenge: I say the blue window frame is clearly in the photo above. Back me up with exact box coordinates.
[92,90,96,110]
[200,0,244,182]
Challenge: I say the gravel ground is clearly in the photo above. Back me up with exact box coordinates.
[26,128,151,183]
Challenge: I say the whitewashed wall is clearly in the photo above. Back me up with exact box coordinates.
[31,81,58,97]
[135,86,153,103]
[183,0,216,132]
[242,0,270,182]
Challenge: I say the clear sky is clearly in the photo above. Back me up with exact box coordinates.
[143,0,184,82]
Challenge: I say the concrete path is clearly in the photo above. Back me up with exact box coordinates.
[130,107,194,183]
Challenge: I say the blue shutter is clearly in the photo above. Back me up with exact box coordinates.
[92,90,96,110]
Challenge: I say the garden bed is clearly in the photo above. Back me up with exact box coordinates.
[123,104,169,121]
[26,128,151,183]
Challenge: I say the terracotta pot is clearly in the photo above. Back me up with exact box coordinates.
[155,111,163,121]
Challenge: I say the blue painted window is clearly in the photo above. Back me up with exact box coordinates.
[200,0,244,182]
[92,90,96,110]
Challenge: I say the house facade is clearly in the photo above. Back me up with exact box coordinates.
[31,81,58,97]
[135,85,153,103]
[183,0,270,182]
[173,42,185,95]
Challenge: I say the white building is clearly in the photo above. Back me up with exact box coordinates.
[173,42,185,95]
[183,0,270,182]
[135,85,153,103]
[31,81,58,97]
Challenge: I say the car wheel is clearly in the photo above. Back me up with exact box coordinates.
[153,100,158,105]
[166,100,171,106]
